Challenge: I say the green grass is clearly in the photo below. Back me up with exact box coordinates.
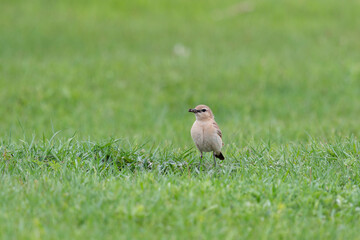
[1,0,360,239]
[1,137,360,239]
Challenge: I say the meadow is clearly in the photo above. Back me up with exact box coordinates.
[1,0,360,239]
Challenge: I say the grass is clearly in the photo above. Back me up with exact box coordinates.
[1,0,360,239]
[1,137,360,239]
[1,0,360,144]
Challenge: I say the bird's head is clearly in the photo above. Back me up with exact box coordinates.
[188,105,214,121]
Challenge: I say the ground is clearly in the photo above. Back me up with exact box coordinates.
[1,0,360,239]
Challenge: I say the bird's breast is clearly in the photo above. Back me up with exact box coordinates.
[190,121,203,144]
[191,121,221,152]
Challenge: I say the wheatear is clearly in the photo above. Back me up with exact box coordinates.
[188,105,224,167]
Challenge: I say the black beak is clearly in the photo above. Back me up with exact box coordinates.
[188,108,197,113]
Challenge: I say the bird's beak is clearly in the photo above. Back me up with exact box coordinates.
[188,108,197,113]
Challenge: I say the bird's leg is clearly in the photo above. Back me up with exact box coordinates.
[199,153,203,168]
[213,153,217,167]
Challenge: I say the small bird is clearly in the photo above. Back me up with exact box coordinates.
[188,104,224,167]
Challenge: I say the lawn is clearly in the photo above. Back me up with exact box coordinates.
[1,0,360,239]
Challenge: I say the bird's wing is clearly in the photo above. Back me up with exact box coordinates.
[212,121,222,139]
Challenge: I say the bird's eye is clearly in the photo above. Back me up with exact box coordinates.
[201,109,207,112]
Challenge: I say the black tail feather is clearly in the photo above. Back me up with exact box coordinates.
[215,152,225,160]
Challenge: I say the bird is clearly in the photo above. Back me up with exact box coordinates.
[188,104,224,167]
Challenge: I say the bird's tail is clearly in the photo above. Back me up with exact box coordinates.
[215,152,225,160]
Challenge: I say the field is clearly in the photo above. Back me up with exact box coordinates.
[1,0,360,239]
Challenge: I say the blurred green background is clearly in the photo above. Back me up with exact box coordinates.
[1,0,360,146]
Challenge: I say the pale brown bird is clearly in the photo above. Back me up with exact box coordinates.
[188,104,224,167]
